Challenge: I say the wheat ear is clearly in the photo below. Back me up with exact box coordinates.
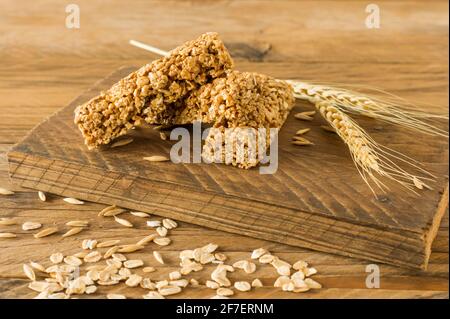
[287,81,448,138]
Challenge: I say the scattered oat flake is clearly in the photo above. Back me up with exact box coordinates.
[38,191,46,202]
[0,187,14,195]
[251,248,267,259]
[162,218,178,229]
[30,261,46,272]
[23,264,36,281]
[216,287,234,296]
[153,251,164,264]
[124,259,144,269]
[305,278,322,289]
[143,155,170,162]
[154,237,171,246]
[143,266,156,273]
[234,281,251,292]
[63,197,84,205]
[156,226,168,237]
[110,137,133,148]
[159,285,181,296]
[147,220,161,227]
[50,253,64,264]
[22,221,42,231]
[252,278,263,287]
[64,256,83,266]
[126,274,143,287]
[143,291,164,299]
[107,293,126,299]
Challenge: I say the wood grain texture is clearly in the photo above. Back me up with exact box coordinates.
[0,0,448,298]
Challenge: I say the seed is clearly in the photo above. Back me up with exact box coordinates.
[140,278,155,290]
[117,244,144,253]
[98,280,119,286]
[84,251,102,263]
[103,208,126,217]
[159,132,168,140]
[65,220,89,227]
[293,287,310,293]
[50,253,64,264]
[125,274,142,287]
[107,293,126,299]
[103,246,119,259]
[156,226,168,237]
[292,136,314,145]
[112,253,127,262]
[234,281,251,292]
[147,220,161,227]
[143,156,170,162]
[85,285,97,294]
[294,113,314,121]
[232,260,247,269]
[252,278,263,287]
[217,287,234,296]
[62,227,84,238]
[274,276,291,288]
[214,253,227,262]
[111,137,133,148]
[190,278,199,286]
[156,280,169,289]
[23,264,36,281]
[251,248,267,259]
[170,279,188,288]
[282,282,295,292]
[97,239,121,248]
[162,218,177,229]
[34,227,58,238]
[293,260,308,270]
[206,280,220,289]
[63,197,84,205]
[30,261,46,272]
[130,211,150,218]
[64,256,83,266]
[38,191,46,202]
[22,221,42,231]
[305,278,322,289]
[291,270,305,282]
[97,205,117,217]
[413,177,424,190]
[0,187,14,195]
[73,251,88,258]
[302,110,316,116]
[0,218,16,226]
[143,291,164,299]
[124,259,144,269]
[271,258,291,276]
[304,267,318,277]
[114,216,133,228]
[106,258,122,268]
[258,254,275,264]
[159,285,182,296]
[137,233,157,246]
[295,128,310,135]
[244,262,256,274]
[321,125,336,133]
[153,251,164,264]
[154,237,171,246]
[143,267,156,273]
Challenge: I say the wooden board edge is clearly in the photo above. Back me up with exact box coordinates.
[423,183,449,270]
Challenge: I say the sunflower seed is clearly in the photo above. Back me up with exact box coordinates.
[234,281,251,292]
[143,155,170,162]
[50,253,64,264]
[65,220,89,227]
[125,274,142,287]
[124,259,144,269]
[0,218,16,226]
[130,211,150,218]
[154,237,171,246]
[22,221,42,231]
[0,187,14,195]
[23,264,36,281]
[114,216,133,228]
[97,239,121,248]
[62,227,84,238]
[251,248,267,259]
[63,197,84,205]
[38,191,46,202]
[153,251,164,264]
[34,227,58,238]
[111,137,134,148]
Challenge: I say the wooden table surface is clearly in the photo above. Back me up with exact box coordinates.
[0,0,448,299]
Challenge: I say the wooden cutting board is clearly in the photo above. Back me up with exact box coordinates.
[7,66,448,270]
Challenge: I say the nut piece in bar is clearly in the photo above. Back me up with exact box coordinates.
[74,32,233,149]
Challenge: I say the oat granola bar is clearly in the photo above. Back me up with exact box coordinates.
[175,71,295,168]
[74,32,233,149]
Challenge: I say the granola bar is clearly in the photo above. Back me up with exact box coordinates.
[74,32,233,149]
[175,71,295,168]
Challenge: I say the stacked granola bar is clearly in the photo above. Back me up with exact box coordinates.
[74,32,233,149]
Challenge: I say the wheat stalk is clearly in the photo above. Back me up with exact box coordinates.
[287,81,448,138]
